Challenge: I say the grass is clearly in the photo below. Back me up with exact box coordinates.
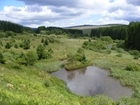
[0,33,140,104]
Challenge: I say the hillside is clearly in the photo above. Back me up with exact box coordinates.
[65,24,127,35]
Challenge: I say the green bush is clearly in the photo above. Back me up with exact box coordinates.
[26,51,38,65]
[6,31,14,37]
[134,56,139,59]
[16,52,27,65]
[100,36,113,43]
[14,44,18,48]
[36,44,51,59]
[129,50,139,56]
[126,64,140,71]
[0,41,3,46]
[5,42,12,49]
[44,38,49,45]
[23,39,30,49]
[116,53,123,57]
[0,52,6,64]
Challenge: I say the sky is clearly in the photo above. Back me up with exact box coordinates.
[0,0,140,28]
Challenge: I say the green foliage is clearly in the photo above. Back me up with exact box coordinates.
[5,42,12,49]
[125,64,140,72]
[88,39,91,42]
[116,53,123,57]
[16,52,27,65]
[100,36,113,43]
[48,48,53,54]
[76,48,86,62]
[14,43,18,48]
[0,31,6,38]
[90,26,127,40]
[44,38,49,46]
[36,44,51,60]
[26,51,38,65]
[0,41,3,46]
[116,40,125,48]
[116,98,140,105]
[23,39,30,49]
[83,36,113,52]
[41,38,44,43]
[0,52,5,64]
[129,50,139,56]
[133,56,139,59]
[0,20,23,33]
[6,31,14,37]
[125,22,140,51]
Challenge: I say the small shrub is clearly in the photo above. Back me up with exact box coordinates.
[111,45,117,50]
[36,45,50,59]
[116,54,123,57]
[16,52,27,65]
[129,50,139,56]
[126,64,140,71]
[41,38,44,43]
[14,44,18,48]
[26,51,38,65]
[106,49,111,54]
[23,39,30,49]
[89,39,91,42]
[0,41,3,46]
[5,42,12,49]
[44,38,49,45]
[134,56,139,59]
[0,52,6,64]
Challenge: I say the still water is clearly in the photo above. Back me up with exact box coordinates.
[51,66,133,101]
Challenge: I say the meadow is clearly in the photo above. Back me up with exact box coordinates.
[0,32,140,105]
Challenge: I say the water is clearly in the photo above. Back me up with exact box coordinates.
[51,66,133,101]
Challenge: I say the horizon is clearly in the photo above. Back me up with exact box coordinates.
[0,0,140,28]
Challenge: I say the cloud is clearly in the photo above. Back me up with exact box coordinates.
[126,0,140,6]
[0,0,140,27]
[17,0,78,7]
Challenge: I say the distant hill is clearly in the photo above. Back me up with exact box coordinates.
[65,24,127,35]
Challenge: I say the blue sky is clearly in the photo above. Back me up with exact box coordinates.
[0,0,24,10]
[0,0,140,27]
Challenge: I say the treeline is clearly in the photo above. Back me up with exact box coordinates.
[0,20,34,34]
[36,26,85,38]
[0,20,23,33]
[125,22,140,51]
[90,26,127,40]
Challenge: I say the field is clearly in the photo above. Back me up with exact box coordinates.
[0,33,140,105]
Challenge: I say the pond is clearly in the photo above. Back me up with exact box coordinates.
[51,66,133,101]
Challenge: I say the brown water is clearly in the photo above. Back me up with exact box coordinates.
[51,66,133,101]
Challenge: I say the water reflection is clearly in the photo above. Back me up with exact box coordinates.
[51,66,133,101]
[67,72,75,81]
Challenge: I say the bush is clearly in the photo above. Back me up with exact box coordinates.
[5,42,12,49]
[23,39,30,49]
[44,38,49,45]
[0,52,5,64]
[100,36,113,43]
[14,44,18,48]
[116,54,123,57]
[6,31,14,37]
[129,50,139,56]
[0,41,3,46]
[41,38,44,43]
[126,64,140,71]
[134,56,139,59]
[16,52,27,65]
[26,51,38,65]
[36,45,50,59]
